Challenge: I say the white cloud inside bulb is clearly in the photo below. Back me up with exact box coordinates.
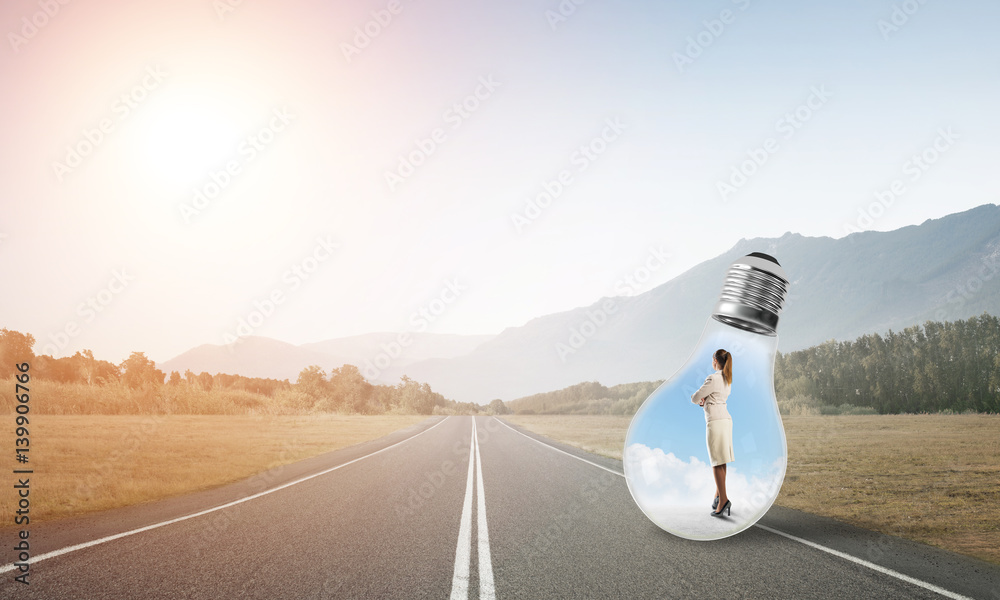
[625,443,784,509]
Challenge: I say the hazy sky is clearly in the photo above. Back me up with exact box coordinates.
[2,0,998,363]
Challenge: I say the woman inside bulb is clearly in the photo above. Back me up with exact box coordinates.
[692,349,734,517]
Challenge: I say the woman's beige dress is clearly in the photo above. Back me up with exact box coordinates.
[691,371,734,466]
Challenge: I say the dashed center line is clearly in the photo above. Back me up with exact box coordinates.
[475,419,496,599]
[450,420,476,599]
[449,418,495,600]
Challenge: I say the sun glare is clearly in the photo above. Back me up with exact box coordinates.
[127,87,248,185]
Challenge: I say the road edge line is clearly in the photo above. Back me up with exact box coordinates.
[0,416,450,575]
[492,417,974,600]
[753,524,973,600]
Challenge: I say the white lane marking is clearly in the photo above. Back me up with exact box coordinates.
[449,420,476,600]
[493,417,621,477]
[474,418,497,600]
[449,417,497,600]
[493,418,974,600]
[754,525,975,600]
[0,417,450,575]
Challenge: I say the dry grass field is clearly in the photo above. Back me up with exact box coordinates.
[0,414,426,525]
[504,414,1000,565]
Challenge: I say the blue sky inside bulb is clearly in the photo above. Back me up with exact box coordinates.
[624,318,787,540]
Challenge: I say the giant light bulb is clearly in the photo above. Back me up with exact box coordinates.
[624,252,790,540]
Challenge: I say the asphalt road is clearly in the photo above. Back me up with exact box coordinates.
[1,416,997,599]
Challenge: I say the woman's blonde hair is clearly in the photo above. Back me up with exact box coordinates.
[714,349,732,385]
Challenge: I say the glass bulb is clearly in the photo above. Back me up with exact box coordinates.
[624,252,790,541]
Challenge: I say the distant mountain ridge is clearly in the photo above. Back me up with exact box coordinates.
[162,204,1000,402]
[398,204,1000,401]
[159,333,494,382]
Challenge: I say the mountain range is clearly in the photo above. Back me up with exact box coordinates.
[161,204,1000,403]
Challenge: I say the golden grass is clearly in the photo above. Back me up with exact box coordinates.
[0,379,308,415]
[504,414,1000,565]
[0,414,426,525]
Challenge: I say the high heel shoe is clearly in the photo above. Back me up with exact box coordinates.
[712,495,719,510]
[710,500,731,517]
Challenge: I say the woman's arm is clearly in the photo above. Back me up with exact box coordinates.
[691,374,717,405]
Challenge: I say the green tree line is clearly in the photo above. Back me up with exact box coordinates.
[0,328,507,415]
[508,380,663,415]
[775,312,1000,414]
[292,364,497,415]
[507,313,1000,415]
